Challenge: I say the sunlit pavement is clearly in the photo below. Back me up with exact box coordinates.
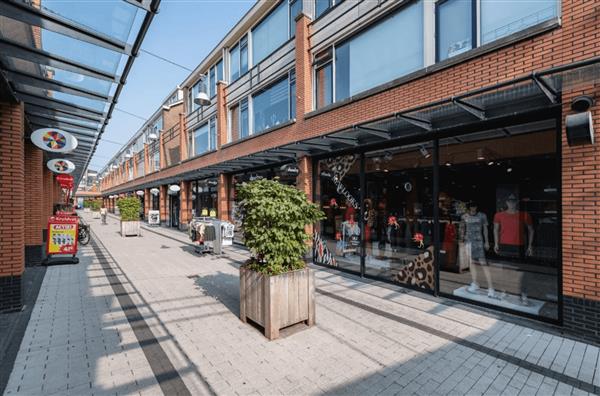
[4,212,600,395]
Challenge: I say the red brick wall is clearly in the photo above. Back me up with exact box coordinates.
[0,102,25,277]
[24,141,43,246]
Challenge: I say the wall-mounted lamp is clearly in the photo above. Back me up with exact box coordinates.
[194,92,211,106]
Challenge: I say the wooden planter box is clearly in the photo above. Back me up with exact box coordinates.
[240,266,315,340]
[120,220,140,237]
[92,211,101,219]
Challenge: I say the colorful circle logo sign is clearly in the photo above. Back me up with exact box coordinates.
[47,159,76,174]
[43,130,67,150]
[31,128,78,153]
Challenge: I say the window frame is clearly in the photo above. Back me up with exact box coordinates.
[435,0,477,63]
[250,71,296,135]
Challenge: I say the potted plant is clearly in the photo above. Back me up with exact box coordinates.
[91,199,101,219]
[116,197,141,237]
[237,178,324,340]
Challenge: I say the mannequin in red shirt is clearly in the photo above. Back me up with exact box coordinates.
[493,193,535,305]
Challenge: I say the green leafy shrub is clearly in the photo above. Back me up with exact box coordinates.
[83,200,91,208]
[116,197,141,222]
[237,178,324,275]
[90,200,101,211]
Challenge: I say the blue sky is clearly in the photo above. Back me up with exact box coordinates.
[89,0,255,171]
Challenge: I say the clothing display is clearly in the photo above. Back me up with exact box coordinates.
[493,211,532,246]
[461,212,488,260]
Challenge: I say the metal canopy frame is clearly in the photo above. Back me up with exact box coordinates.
[104,56,600,196]
[0,0,161,187]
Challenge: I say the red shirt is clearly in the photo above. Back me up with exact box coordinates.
[493,211,533,246]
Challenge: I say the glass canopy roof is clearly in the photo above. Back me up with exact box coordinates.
[0,0,159,187]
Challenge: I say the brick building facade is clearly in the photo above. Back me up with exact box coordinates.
[99,0,600,342]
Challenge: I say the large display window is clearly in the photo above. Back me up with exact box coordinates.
[438,125,559,320]
[191,179,218,218]
[313,118,560,320]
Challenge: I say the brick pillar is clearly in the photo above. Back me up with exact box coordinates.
[296,156,314,244]
[24,141,43,266]
[159,185,168,224]
[159,132,166,169]
[218,173,230,221]
[561,88,600,343]
[0,102,25,312]
[180,180,191,228]
[144,144,150,174]
[216,81,228,148]
[179,113,189,161]
[133,156,138,179]
[295,13,312,120]
[144,188,151,220]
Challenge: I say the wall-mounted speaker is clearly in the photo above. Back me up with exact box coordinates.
[566,111,594,146]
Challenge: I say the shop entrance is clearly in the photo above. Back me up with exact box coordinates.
[169,194,180,228]
[314,117,560,322]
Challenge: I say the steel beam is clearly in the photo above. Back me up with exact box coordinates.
[452,98,486,120]
[396,114,432,131]
[7,69,110,101]
[16,91,105,117]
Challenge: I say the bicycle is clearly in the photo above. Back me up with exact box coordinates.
[78,218,91,245]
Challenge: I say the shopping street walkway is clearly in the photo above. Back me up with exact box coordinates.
[3,213,600,396]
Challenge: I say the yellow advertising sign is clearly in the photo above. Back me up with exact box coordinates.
[47,220,78,255]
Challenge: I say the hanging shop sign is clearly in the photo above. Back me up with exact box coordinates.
[150,188,160,195]
[46,215,78,255]
[31,128,78,153]
[206,179,218,187]
[136,190,144,196]
[168,184,180,194]
[56,174,74,189]
[281,164,299,176]
[47,159,75,174]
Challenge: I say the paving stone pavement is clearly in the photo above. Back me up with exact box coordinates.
[4,212,600,396]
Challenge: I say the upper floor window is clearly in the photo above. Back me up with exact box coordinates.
[189,116,218,157]
[315,1,423,107]
[437,0,559,61]
[209,60,223,99]
[229,98,249,142]
[252,0,302,67]
[315,0,344,19]
[230,35,248,81]
[153,150,160,171]
[252,70,296,134]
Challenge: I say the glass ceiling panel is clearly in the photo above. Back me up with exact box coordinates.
[5,57,113,95]
[24,0,139,43]
[41,29,122,75]
[15,84,108,112]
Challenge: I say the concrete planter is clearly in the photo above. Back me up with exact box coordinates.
[240,266,315,340]
[120,220,140,237]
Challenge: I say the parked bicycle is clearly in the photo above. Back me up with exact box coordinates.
[78,218,90,245]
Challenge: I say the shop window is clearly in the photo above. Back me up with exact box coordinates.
[363,144,435,290]
[334,1,423,102]
[314,154,361,274]
[481,0,558,44]
[252,73,293,134]
[436,0,474,61]
[252,1,288,66]
[438,124,559,320]
[314,48,333,109]
[192,180,218,218]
